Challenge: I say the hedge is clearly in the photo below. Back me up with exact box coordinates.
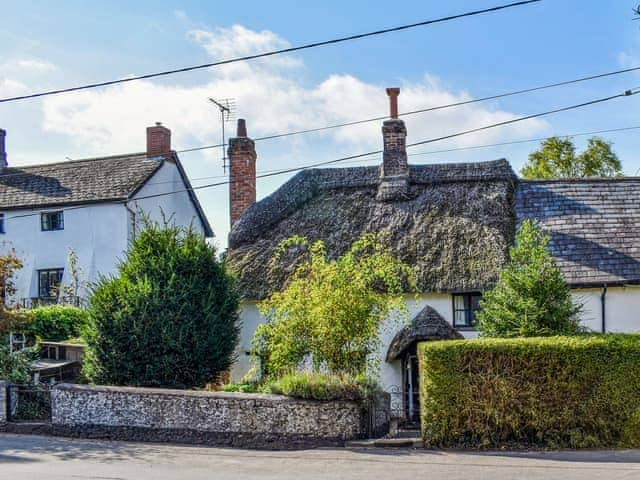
[419,335,640,448]
[23,305,89,342]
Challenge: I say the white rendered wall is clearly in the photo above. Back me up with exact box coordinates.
[232,286,640,409]
[232,293,466,392]
[129,162,205,237]
[1,203,128,302]
[2,161,208,303]
[573,286,640,333]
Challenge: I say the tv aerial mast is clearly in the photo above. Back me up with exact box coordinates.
[208,97,236,172]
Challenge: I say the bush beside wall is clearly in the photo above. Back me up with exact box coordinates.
[419,335,640,448]
[23,305,89,341]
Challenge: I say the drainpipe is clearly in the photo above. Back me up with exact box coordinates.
[601,284,607,333]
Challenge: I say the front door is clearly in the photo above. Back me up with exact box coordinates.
[403,347,420,424]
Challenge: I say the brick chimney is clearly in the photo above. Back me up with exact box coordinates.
[377,88,409,201]
[0,129,6,167]
[146,122,173,161]
[228,119,257,227]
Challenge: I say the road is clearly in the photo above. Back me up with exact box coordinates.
[2,434,640,479]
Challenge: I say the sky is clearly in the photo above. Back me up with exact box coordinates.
[1,1,640,247]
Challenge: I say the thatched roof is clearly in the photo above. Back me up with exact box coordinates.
[386,305,463,361]
[227,159,517,300]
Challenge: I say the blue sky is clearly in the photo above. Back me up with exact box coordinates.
[1,1,639,245]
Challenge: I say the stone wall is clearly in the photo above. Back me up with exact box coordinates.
[0,381,8,423]
[50,384,386,449]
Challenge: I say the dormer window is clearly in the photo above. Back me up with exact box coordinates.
[41,211,64,231]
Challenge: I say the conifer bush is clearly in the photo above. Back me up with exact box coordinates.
[476,219,582,337]
[83,221,240,388]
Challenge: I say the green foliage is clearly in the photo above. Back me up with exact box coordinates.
[221,372,379,401]
[255,234,414,378]
[0,251,27,336]
[22,305,89,341]
[267,372,370,401]
[419,335,640,448]
[476,220,582,337]
[521,136,622,179]
[82,221,240,389]
[0,346,34,384]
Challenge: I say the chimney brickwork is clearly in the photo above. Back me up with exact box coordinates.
[377,88,409,201]
[228,119,257,227]
[0,129,6,167]
[146,122,173,161]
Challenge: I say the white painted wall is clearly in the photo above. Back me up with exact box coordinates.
[573,286,640,333]
[233,287,640,397]
[2,203,128,302]
[232,293,468,391]
[2,160,208,303]
[129,162,205,236]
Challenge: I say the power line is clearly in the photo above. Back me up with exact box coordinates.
[4,87,638,222]
[3,89,639,186]
[176,65,640,154]
[157,124,640,184]
[0,1,541,104]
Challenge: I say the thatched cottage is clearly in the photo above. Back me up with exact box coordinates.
[226,89,640,422]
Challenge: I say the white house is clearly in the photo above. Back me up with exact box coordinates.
[0,124,212,306]
[225,89,640,423]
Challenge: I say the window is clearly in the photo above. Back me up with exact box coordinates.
[453,293,482,328]
[41,211,64,231]
[0,213,5,234]
[38,268,64,298]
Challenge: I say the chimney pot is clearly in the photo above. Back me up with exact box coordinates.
[146,123,172,161]
[386,87,400,119]
[237,119,247,137]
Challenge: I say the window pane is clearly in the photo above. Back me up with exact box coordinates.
[454,310,468,326]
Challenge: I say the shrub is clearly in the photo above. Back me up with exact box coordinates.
[476,219,582,337]
[255,234,414,378]
[0,346,34,384]
[267,372,372,402]
[23,305,89,341]
[419,335,640,448]
[83,221,240,388]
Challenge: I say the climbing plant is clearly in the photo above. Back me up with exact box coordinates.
[254,234,415,378]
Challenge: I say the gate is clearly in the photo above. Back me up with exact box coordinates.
[7,384,52,422]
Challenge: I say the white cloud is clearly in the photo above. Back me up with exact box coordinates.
[0,78,29,97]
[2,58,57,73]
[37,25,548,242]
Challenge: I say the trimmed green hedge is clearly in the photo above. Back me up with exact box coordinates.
[419,335,640,448]
[23,305,89,342]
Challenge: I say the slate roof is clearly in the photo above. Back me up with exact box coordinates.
[0,153,163,209]
[0,152,213,237]
[516,179,640,286]
[227,159,518,299]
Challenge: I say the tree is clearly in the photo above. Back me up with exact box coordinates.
[254,234,415,378]
[520,136,622,179]
[476,220,582,337]
[82,221,240,388]
[0,250,27,337]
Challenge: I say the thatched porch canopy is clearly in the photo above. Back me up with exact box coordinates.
[386,305,463,362]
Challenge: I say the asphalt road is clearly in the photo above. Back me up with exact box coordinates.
[2,434,640,480]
